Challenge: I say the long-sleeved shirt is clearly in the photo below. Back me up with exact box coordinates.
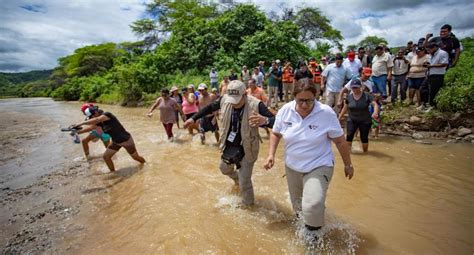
[192,97,275,146]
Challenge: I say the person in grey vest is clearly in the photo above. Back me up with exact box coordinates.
[184,80,275,206]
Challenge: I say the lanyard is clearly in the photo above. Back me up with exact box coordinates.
[231,108,244,132]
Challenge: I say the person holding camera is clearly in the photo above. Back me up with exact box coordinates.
[72,107,146,172]
[184,80,275,207]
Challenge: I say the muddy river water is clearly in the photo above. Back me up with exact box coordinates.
[1,98,473,254]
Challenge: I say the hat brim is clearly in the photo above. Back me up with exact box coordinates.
[226,95,242,104]
[351,85,361,88]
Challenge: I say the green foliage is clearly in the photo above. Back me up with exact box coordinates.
[435,37,474,112]
[239,21,310,67]
[51,77,85,100]
[57,43,124,78]
[310,42,332,59]
[115,65,143,106]
[25,0,343,107]
[215,4,268,54]
[358,36,389,50]
[0,70,52,97]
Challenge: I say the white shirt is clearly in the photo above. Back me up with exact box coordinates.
[392,58,409,75]
[428,49,449,75]
[210,71,218,83]
[343,58,362,78]
[371,53,394,77]
[252,72,264,87]
[344,79,373,93]
[321,63,350,92]
[273,101,344,173]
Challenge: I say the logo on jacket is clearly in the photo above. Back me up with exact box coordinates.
[308,124,318,130]
[284,121,293,127]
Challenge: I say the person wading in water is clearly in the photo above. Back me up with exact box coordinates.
[72,106,146,172]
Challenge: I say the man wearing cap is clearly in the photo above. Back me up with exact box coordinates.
[197,83,220,144]
[419,42,449,111]
[371,45,393,99]
[184,80,275,206]
[343,51,363,78]
[321,54,351,112]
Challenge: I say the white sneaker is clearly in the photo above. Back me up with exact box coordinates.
[424,106,433,113]
[416,105,425,111]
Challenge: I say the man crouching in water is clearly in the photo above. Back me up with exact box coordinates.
[184,80,275,206]
[71,105,145,172]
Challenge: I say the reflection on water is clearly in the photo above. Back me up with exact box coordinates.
[3,98,474,254]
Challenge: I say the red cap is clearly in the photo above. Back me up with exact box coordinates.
[347,51,356,60]
[362,67,372,76]
[81,103,94,114]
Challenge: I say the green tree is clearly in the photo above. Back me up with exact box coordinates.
[358,36,388,50]
[215,4,268,54]
[293,7,343,47]
[239,21,310,67]
[310,42,332,59]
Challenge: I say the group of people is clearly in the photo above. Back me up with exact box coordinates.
[68,23,460,244]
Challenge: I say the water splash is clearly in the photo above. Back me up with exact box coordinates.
[292,211,361,255]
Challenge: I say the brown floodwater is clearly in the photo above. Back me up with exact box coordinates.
[2,98,473,254]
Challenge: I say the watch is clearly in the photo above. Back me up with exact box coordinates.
[344,164,353,169]
[264,117,269,125]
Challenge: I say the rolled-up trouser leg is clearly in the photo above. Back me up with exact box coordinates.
[219,160,239,182]
[238,158,255,205]
[286,165,334,227]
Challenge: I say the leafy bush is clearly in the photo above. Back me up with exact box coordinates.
[435,37,474,112]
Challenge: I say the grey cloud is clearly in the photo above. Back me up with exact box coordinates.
[0,0,146,72]
[368,18,380,29]
[0,63,26,72]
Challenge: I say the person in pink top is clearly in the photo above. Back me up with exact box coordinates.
[181,87,200,135]
[147,88,185,140]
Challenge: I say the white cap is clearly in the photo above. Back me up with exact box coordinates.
[225,80,246,104]
[187,84,195,89]
[198,83,207,90]
[275,59,281,64]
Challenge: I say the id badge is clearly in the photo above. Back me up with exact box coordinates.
[227,131,237,142]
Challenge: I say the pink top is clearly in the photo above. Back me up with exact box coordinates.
[182,94,198,114]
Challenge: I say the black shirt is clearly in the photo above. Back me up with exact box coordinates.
[98,112,131,143]
[229,73,238,81]
[294,70,313,81]
[345,93,373,123]
[430,35,460,62]
[192,97,275,146]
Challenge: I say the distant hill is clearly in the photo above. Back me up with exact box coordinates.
[0,70,53,97]
[0,70,53,87]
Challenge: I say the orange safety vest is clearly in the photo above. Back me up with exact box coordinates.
[309,61,321,84]
[282,67,294,83]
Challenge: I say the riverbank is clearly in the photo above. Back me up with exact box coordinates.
[381,104,474,143]
[0,99,110,253]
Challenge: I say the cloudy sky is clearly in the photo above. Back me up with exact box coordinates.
[1,0,473,72]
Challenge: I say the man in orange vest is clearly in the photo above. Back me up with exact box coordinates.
[282,62,294,102]
[309,57,323,98]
